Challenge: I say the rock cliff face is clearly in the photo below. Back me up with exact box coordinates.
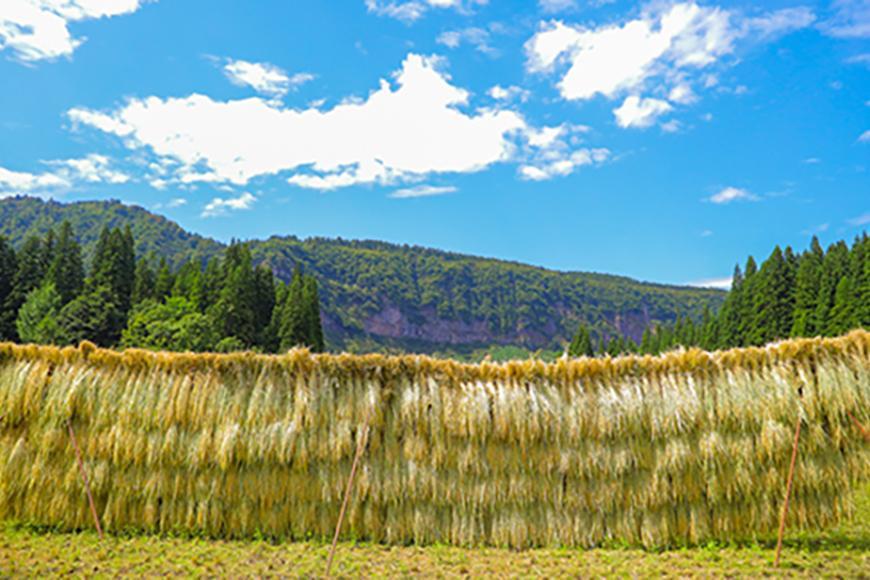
[315,292,700,353]
[0,197,727,353]
[352,302,655,347]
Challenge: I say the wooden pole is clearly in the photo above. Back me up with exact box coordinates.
[846,411,870,441]
[774,414,801,568]
[67,419,103,540]
[325,412,370,578]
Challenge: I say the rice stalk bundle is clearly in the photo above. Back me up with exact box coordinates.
[0,332,867,547]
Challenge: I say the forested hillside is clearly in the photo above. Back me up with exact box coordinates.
[0,222,324,354]
[0,196,725,353]
[567,234,869,357]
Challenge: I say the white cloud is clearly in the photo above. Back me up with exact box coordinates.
[688,276,732,290]
[803,157,821,164]
[201,192,256,217]
[152,196,187,210]
[846,53,870,66]
[68,54,548,190]
[519,148,609,180]
[707,186,759,204]
[0,153,129,197]
[0,166,68,197]
[488,84,530,102]
[539,0,576,14]
[223,59,313,98]
[519,123,609,180]
[859,129,870,142]
[847,212,870,226]
[821,0,870,38]
[0,0,147,62]
[747,7,815,38]
[660,119,682,133]
[389,184,456,198]
[802,222,830,235]
[525,4,737,101]
[47,153,130,183]
[437,27,497,55]
[700,229,713,237]
[524,3,814,116]
[668,82,696,104]
[365,0,485,22]
[613,95,672,128]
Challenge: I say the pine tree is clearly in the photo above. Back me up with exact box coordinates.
[118,226,136,313]
[846,235,867,329]
[750,246,794,345]
[737,256,758,345]
[41,227,56,270]
[302,275,325,352]
[682,317,697,346]
[856,234,870,328]
[595,334,607,356]
[197,257,222,313]
[790,237,824,337]
[47,221,84,305]
[211,244,258,347]
[7,235,50,317]
[639,327,653,354]
[279,265,307,350]
[606,334,625,356]
[828,276,859,335]
[716,264,743,349]
[815,241,849,336]
[0,236,17,340]
[91,226,112,276]
[171,262,202,305]
[15,283,62,345]
[699,305,717,350]
[672,314,684,348]
[57,284,123,346]
[266,281,288,353]
[569,323,595,357]
[253,265,277,350]
[153,258,175,301]
[132,256,157,305]
[87,226,135,341]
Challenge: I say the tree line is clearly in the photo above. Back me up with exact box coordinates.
[0,223,324,353]
[568,233,869,357]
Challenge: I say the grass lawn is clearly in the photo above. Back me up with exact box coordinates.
[0,484,867,578]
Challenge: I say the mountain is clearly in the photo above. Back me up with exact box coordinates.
[0,196,726,354]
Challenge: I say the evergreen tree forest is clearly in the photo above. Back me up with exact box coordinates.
[568,233,869,357]
[0,223,325,353]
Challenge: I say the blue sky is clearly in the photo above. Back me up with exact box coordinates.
[0,0,867,288]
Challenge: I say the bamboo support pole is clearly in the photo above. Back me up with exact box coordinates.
[67,419,103,540]
[325,412,370,578]
[774,413,802,568]
[847,411,870,441]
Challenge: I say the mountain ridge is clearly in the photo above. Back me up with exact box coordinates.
[0,196,726,353]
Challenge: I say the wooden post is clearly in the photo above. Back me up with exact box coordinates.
[846,411,870,441]
[67,419,103,540]
[774,414,801,568]
[325,412,370,578]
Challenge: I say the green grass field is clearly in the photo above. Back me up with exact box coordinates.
[0,484,867,578]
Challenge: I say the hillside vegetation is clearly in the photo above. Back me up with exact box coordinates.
[0,223,325,354]
[567,233,870,357]
[0,196,725,354]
